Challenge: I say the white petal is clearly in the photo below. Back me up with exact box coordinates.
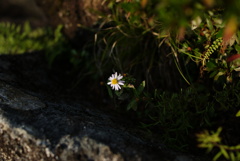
[114,72,118,78]
[113,84,118,90]
[117,85,121,90]
[107,82,111,85]
[113,85,117,90]
[118,75,123,79]
[119,82,124,85]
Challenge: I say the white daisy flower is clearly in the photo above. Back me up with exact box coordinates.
[107,72,125,91]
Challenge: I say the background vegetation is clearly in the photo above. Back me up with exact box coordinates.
[90,0,240,160]
[1,0,240,160]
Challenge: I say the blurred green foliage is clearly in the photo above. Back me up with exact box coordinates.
[197,127,240,161]
[93,0,240,159]
[0,22,66,63]
[97,0,240,87]
[110,75,240,152]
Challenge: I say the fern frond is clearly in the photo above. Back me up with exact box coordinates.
[202,37,223,66]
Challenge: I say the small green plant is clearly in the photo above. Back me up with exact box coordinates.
[77,0,240,158]
[197,127,240,161]
[0,21,66,61]
[107,72,146,111]
[106,71,240,152]
[94,0,240,91]
[202,37,223,67]
[107,72,212,150]
[178,9,240,85]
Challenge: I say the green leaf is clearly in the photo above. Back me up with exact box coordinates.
[127,99,137,111]
[137,81,145,94]
[206,18,214,31]
[107,85,113,98]
[220,147,229,160]
[206,61,217,70]
[23,21,31,34]
[214,71,225,81]
[115,90,123,97]
[206,145,214,153]
[216,29,224,38]
[213,151,222,161]
[230,152,236,161]
[121,2,139,13]
[235,44,240,53]
[236,110,240,117]
[209,70,218,78]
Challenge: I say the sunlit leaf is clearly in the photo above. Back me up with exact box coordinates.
[191,16,202,30]
[213,151,222,161]
[220,147,230,159]
[236,110,240,117]
[137,81,145,94]
[214,71,225,81]
[230,152,236,161]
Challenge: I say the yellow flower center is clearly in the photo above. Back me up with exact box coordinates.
[111,78,118,84]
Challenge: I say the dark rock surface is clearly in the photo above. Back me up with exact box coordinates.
[0,53,204,161]
[0,0,47,27]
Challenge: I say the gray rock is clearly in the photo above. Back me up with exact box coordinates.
[0,81,45,110]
